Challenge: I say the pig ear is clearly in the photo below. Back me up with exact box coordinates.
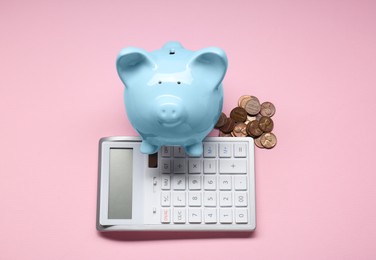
[116,47,156,87]
[188,47,228,88]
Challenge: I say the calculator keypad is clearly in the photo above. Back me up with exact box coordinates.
[159,142,249,225]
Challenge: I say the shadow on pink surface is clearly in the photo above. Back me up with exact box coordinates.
[98,230,256,241]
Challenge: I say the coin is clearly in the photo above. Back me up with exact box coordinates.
[215,112,227,128]
[246,120,263,137]
[220,117,235,133]
[230,107,247,122]
[260,133,277,149]
[238,95,251,108]
[254,136,264,149]
[219,130,232,137]
[233,123,247,137]
[260,102,276,117]
[258,116,274,132]
[244,96,261,115]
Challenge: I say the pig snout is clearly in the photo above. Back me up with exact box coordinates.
[155,96,185,127]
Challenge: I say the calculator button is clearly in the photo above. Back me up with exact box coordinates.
[161,192,171,206]
[203,159,216,174]
[235,209,248,223]
[203,192,217,207]
[188,192,202,207]
[161,208,171,223]
[161,146,171,157]
[234,143,247,158]
[172,192,186,206]
[173,208,186,223]
[204,208,217,223]
[204,176,217,190]
[161,176,170,190]
[188,176,201,190]
[172,176,186,190]
[188,208,202,223]
[234,192,248,207]
[203,143,217,158]
[219,176,232,190]
[173,147,186,157]
[234,176,247,190]
[173,159,186,174]
[188,159,201,174]
[219,208,233,223]
[219,143,232,158]
[161,159,171,173]
[219,192,232,207]
[219,160,247,174]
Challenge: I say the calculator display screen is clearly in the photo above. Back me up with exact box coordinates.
[108,148,133,219]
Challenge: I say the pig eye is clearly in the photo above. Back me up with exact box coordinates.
[177,81,181,85]
[158,81,162,84]
[169,49,175,55]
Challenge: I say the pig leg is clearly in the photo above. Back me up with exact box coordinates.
[140,141,159,154]
[185,143,203,157]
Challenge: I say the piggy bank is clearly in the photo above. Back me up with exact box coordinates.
[116,41,228,156]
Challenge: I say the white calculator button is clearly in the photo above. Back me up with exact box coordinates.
[204,208,217,223]
[188,176,201,190]
[172,192,186,206]
[172,176,186,190]
[235,209,248,223]
[203,159,216,174]
[219,208,233,223]
[203,192,217,207]
[161,176,170,190]
[219,143,232,158]
[219,192,232,207]
[234,143,247,158]
[188,192,202,207]
[188,208,202,223]
[204,176,217,190]
[219,176,232,190]
[173,159,186,174]
[219,160,247,174]
[188,159,201,174]
[161,146,171,157]
[173,208,186,223]
[203,143,217,158]
[161,159,171,173]
[161,192,171,206]
[173,147,186,157]
[161,208,171,223]
[234,192,248,207]
[234,176,247,190]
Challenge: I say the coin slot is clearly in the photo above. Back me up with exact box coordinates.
[148,153,158,168]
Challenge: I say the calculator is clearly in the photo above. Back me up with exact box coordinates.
[96,136,256,231]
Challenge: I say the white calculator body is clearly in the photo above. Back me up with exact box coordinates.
[97,136,256,231]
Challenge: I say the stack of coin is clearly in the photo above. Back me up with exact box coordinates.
[215,95,277,149]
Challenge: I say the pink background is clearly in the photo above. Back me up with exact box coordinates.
[1,0,376,259]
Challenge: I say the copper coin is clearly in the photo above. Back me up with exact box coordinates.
[230,107,247,122]
[256,113,263,121]
[254,136,264,149]
[260,132,277,149]
[219,130,232,137]
[244,96,261,115]
[246,120,263,137]
[238,95,251,107]
[260,102,276,117]
[258,116,274,133]
[215,112,227,128]
[233,123,247,137]
[220,117,235,133]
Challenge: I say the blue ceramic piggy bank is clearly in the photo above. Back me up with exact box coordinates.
[116,41,228,156]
